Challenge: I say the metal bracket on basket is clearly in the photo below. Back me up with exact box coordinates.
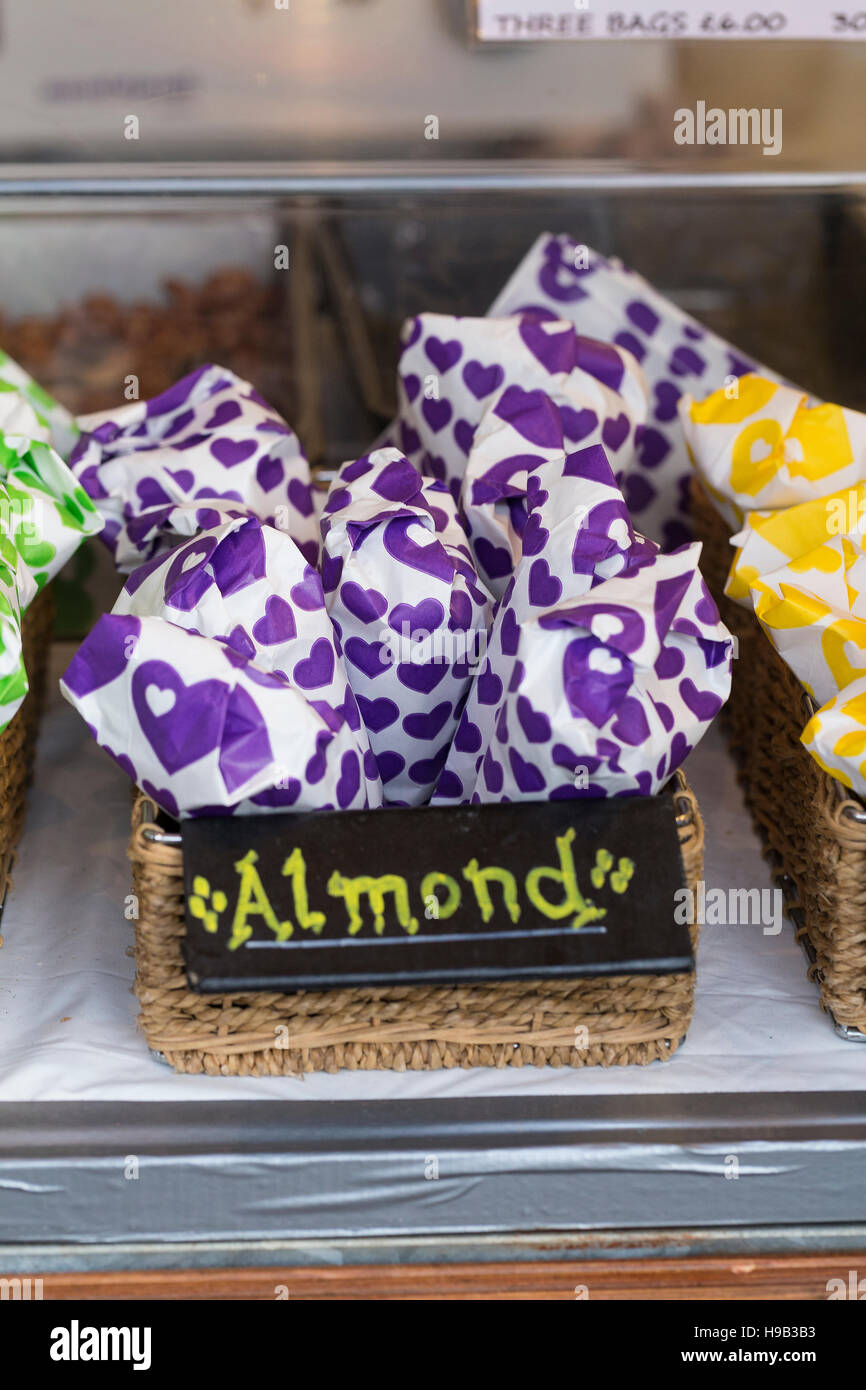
[795,690,866,1035]
[671,768,694,828]
[773,860,866,1043]
[137,798,181,848]
[0,849,15,931]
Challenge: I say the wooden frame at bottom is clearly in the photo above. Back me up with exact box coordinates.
[27,1254,866,1301]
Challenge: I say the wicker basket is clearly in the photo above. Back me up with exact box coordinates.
[127,777,704,1076]
[692,480,866,1037]
[0,585,54,908]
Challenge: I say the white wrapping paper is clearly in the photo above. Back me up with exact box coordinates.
[61,516,384,818]
[70,363,319,571]
[390,311,648,504]
[490,233,785,547]
[461,384,654,597]
[434,442,732,803]
[681,374,866,531]
[320,448,493,805]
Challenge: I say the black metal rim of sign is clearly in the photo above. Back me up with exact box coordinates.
[140,772,697,843]
[168,776,695,994]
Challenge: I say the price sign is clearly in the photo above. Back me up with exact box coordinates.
[181,795,692,993]
[473,1,866,40]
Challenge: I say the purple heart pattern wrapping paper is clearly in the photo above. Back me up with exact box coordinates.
[433,442,732,804]
[61,613,381,819]
[116,512,382,805]
[70,363,319,572]
[320,448,493,806]
[57,247,743,823]
[62,429,732,816]
[489,233,786,550]
[391,312,648,505]
[117,514,330,676]
[461,385,655,599]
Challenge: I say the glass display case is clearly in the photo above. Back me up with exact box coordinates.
[1,0,866,1304]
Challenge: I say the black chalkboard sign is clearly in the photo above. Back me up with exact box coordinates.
[180,796,692,993]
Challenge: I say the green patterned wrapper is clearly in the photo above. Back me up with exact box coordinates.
[0,348,79,460]
[0,525,37,724]
[0,388,102,731]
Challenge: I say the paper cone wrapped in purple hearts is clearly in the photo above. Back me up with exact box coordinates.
[434,440,732,804]
[391,311,648,505]
[489,233,786,548]
[70,363,319,571]
[460,387,656,598]
[320,448,493,806]
[60,516,382,818]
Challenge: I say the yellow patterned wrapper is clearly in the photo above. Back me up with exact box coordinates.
[802,680,866,800]
[679,374,866,531]
[687,375,866,797]
[726,486,866,706]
